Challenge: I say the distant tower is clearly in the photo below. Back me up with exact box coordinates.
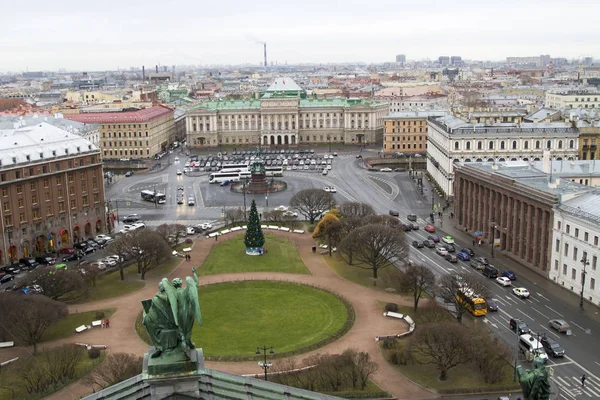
[142,66,145,80]
[264,43,267,67]
[395,54,406,65]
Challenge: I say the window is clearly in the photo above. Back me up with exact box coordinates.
[488,141,494,150]
[558,140,563,149]
[557,221,562,230]
[593,256,597,271]
[56,176,61,185]
[70,199,76,209]
[454,141,459,150]
[591,278,596,291]
[571,268,576,280]
[500,141,505,149]
[566,224,570,234]
[31,195,37,204]
[595,236,599,246]
[555,239,560,252]
[19,212,26,223]
[43,179,49,188]
[535,140,540,149]
[512,140,517,149]
[477,141,482,150]
[466,141,471,150]
[547,140,552,149]
[16,185,22,194]
[569,140,574,149]
[563,264,567,275]
[573,247,578,261]
[1,188,7,197]
[564,243,569,256]
[4,216,11,226]
[575,228,579,238]
[17,199,24,208]
[585,232,589,241]
[554,260,558,270]
[524,141,529,149]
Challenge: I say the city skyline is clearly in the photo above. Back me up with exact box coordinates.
[1,0,600,72]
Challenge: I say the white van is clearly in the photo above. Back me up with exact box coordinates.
[519,334,548,362]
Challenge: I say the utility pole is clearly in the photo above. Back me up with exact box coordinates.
[491,218,496,258]
[580,255,590,310]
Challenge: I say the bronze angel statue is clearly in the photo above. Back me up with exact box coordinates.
[142,267,202,358]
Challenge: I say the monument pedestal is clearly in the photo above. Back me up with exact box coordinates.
[143,347,205,400]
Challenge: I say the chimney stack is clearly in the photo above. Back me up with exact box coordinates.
[142,66,145,80]
[156,65,159,73]
[264,43,267,67]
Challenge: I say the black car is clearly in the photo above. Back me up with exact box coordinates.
[540,335,565,358]
[485,298,499,312]
[445,254,458,263]
[35,256,56,265]
[73,242,88,251]
[125,171,134,177]
[19,258,40,269]
[444,244,456,253]
[0,272,14,284]
[510,318,530,335]
[412,240,424,249]
[422,239,436,248]
[95,238,108,248]
[2,264,23,275]
[460,248,475,256]
[62,251,84,262]
[389,210,399,217]
[483,264,499,278]
[428,235,441,243]
[86,240,100,249]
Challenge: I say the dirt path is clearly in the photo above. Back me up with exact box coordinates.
[3,231,437,400]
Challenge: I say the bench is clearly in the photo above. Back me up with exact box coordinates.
[268,225,279,230]
[279,227,290,232]
[182,247,192,252]
[221,229,231,234]
[91,320,102,327]
[230,227,242,232]
[261,225,268,229]
[207,232,219,238]
[0,341,14,348]
[320,250,328,255]
[75,325,90,333]
[293,229,305,234]
[383,311,404,319]
[242,225,247,229]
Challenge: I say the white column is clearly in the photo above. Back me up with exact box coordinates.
[235,115,239,131]
[221,115,225,131]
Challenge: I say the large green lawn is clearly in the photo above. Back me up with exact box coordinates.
[41,308,116,342]
[199,234,309,275]
[186,281,349,358]
[83,257,180,303]
[323,253,403,291]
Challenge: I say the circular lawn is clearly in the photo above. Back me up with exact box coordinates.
[193,281,351,358]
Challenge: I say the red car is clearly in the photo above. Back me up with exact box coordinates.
[424,224,436,233]
[57,248,75,255]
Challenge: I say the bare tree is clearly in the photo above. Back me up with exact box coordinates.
[83,353,143,390]
[340,224,408,279]
[0,292,67,354]
[263,209,283,222]
[78,262,102,287]
[290,189,334,223]
[338,202,375,219]
[409,322,470,381]
[126,230,172,280]
[155,223,186,246]
[15,267,87,302]
[397,264,435,311]
[224,207,244,225]
[341,348,379,390]
[362,214,401,229]
[105,236,132,281]
[437,272,491,323]
[469,326,512,383]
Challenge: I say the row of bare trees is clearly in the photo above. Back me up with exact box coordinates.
[83,353,143,390]
[270,349,378,393]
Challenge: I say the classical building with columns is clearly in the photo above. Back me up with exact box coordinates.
[453,156,593,275]
[186,78,388,148]
[427,114,579,198]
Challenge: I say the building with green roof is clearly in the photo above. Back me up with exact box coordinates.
[186,78,388,148]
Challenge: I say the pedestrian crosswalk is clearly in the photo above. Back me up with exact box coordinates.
[553,374,600,398]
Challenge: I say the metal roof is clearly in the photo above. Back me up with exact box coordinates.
[265,78,305,93]
[0,122,98,168]
[64,105,173,124]
[0,114,98,134]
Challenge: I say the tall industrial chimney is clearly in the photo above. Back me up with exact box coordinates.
[142,66,145,80]
[156,65,159,73]
[264,43,267,67]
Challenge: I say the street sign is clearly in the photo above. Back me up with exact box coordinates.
[126,202,131,206]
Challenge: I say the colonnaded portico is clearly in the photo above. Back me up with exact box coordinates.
[186,78,388,148]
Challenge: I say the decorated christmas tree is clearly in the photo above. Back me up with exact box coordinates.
[244,200,265,255]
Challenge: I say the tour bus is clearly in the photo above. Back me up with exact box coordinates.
[265,166,284,177]
[208,171,252,184]
[140,190,167,204]
[219,163,249,173]
[456,287,488,317]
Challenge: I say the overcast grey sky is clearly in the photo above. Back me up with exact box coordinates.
[1,0,599,72]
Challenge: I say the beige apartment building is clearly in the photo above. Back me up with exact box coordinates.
[0,123,104,263]
[383,111,445,154]
[65,106,175,159]
[545,90,600,109]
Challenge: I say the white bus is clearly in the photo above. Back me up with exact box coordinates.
[209,171,252,184]
[219,163,249,172]
[265,166,284,177]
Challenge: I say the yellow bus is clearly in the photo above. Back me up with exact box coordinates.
[456,287,488,317]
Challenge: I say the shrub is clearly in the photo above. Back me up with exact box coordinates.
[88,347,101,359]
[384,303,398,313]
[185,238,193,244]
[95,311,105,320]
[308,225,316,233]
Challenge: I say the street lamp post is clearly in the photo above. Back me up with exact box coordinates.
[256,346,274,381]
[431,192,434,211]
[580,255,590,310]
[491,218,496,258]
[242,178,248,221]
[327,135,331,153]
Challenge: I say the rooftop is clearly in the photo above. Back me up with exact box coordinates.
[64,105,173,124]
[265,77,305,94]
[0,122,99,168]
[189,97,386,112]
[0,114,98,134]
[559,191,600,225]
[385,111,446,119]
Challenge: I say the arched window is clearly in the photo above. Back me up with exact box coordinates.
[454,141,460,150]
[466,141,471,150]
[499,158,506,161]
[453,159,460,163]
[500,141,505,150]
[569,140,574,149]
[487,158,494,162]
[524,141,529,149]
[512,140,517,149]
[489,141,494,150]
[477,141,482,150]
[547,140,552,149]
[558,140,563,149]
[535,140,540,149]
[476,158,483,162]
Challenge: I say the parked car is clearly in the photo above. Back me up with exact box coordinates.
[19,258,40,269]
[456,251,471,261]
[200,223,213,230]
[186,227,196,235]
[470,260,485,270]
[501,270,517,280]
[460,248,475,256]
[424,224,436,233]
[496,276,512,287]
[35,256,56,265]
[389,210,399,217]
[57,248,75,255]
[380,168,392,172]
[548,319,571,333]
[95,234,113,242]
[513,287,530,299]
[0,272,14,284]
[412,240,424,249]
[474,256,489,265]
[443,244,455,253]
[540,335,565,358]
[483,264,499,278]
[125,171,134,177]
[445,254,458,263]
[123,214,140,223]
[510,318,530,335]
[62,252,84,262]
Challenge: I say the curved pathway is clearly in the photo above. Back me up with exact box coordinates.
[6,231,437,400]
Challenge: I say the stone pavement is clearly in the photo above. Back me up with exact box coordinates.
[2,231,437,400]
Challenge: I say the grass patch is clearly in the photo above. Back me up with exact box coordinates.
[323,253,402,291]
[384,339,518,393]
[82,256,180,303]
[41,308,116,342]
[173,241,193,252]
[135,281,351,360]
[0,347,104,400]
[199,234,309,275]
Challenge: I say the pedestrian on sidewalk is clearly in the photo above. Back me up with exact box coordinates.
[188,254,192,261]
[101,320,105,328]
[473,239,476,246]
[105,318,110,328]
[581,374,586,387]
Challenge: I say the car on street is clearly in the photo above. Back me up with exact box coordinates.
[389,210,399,216]
[483,264,499,278]
[510,318,530,335]
[485,298,499,312]
[460,248,474,256]
[328,187,336,193]
[548,319,571,333]
[283,210,298,218]
[496,276,512,287]
[125,171,133,177]
[0,272,14,284]
[57,248,75,255]
[456,251,471,261]
[176,169,182,175]
[407,214,417,222]
[470,260,485,270]
[123,214,140,223]
[100,258,117,267]
[35,255,56,265]
[513,287,530,299]
[62,251,84,262]
[424,224,436,233]
[435,245,448,256]
[501,270,517,280]
[422,239,436,248]
[540,335,565,357]
[188,197,195,206]
[19,258,40,269]
[443,244,455,253]
[186,227,195,235]
[380,168,392,172]
[428,235,441,243]
[445,254,458,263]
[200,223,213,230]
[441,235,455,244]
[95,234,113,242]
[412,240,424,249]
[473,256,489,266]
